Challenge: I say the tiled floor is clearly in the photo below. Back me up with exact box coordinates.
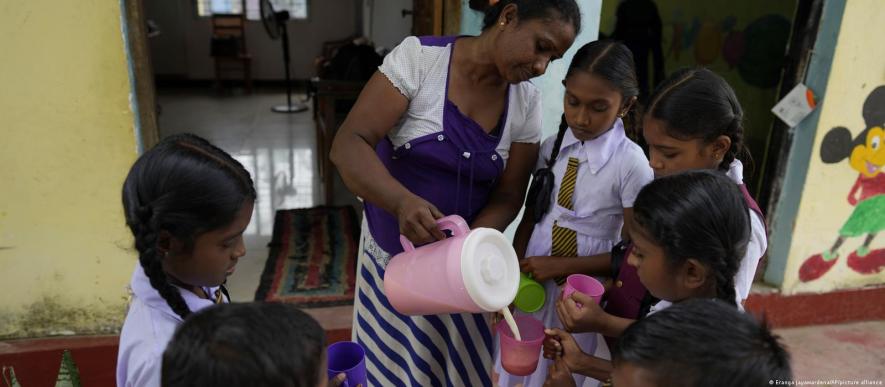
[775,320,885,384]
[157,87,357,331]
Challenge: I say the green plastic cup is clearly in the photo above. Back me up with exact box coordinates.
[513,272,546,313]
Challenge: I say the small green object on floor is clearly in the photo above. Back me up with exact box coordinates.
[54,350,81,387]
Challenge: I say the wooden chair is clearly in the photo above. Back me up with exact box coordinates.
[210,13,253,93]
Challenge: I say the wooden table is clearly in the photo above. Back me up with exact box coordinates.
[312,79,365,205]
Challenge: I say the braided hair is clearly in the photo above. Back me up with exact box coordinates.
[525,40,640,222]
[122,134,256,319]
[646,67,750,171]
[632,170,749,306]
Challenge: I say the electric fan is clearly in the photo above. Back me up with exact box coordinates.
[261,0,308,113]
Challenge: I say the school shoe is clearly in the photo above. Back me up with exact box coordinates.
[847,246,885,275]
[799,251,839,282]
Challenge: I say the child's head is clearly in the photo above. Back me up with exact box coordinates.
[612,299,792,387]
[525,40,639,222]
[562,39,639,141]
[628,170,749,305]
[122,134,256,319]
[162,302,326,387]
[643,67,745,177]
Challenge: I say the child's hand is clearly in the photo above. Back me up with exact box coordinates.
[329,373,362,387]
[329,373,347,387]
[543,355,577,387]
[555,291,609,334]
[520,256,568,282]
[543,328,585,373]
[543,332,560,360]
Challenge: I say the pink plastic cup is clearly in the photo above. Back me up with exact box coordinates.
[561,274,604,308]
[497,315,545,376]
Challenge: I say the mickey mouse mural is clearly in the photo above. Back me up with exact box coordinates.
[800,86,885,282]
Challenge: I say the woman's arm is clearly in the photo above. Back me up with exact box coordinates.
[471,142,539,231]
[330,71,445,244]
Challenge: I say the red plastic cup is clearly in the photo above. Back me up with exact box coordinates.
[561,274,604,308]
[497,315,545,376]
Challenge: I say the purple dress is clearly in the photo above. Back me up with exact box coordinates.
[353,35,540,387]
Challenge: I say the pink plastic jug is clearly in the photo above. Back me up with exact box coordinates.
[384,215,520,315]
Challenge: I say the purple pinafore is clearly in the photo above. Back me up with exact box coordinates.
[354,36,512,387]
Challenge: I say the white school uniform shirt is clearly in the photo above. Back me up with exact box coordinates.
[116,264,228,387]
[502,120,650,387]
[380,36,543,162]
[648,159,767,314]
[525,119,653,258]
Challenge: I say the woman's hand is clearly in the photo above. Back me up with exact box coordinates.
[396,195,446,246]
[543,351,577,387]
[555,291,610,334]
[520,256,570,283]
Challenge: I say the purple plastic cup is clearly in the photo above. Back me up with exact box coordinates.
[561,274,605,307]
[327,341,366,387]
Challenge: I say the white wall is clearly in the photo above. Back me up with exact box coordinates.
[145,0,361,80]
[365,0,414,52]
[531,1,602,140]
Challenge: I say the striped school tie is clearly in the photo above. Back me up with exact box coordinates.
[552,157,579,284]
[214,288,225,304]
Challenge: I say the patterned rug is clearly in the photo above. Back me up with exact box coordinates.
[255,206,359,307]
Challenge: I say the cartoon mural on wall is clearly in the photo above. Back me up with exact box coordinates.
[799,86,885,282]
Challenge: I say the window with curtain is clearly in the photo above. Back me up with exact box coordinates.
[196,0,307,20]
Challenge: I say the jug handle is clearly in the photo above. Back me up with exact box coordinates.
[399,215,470,252]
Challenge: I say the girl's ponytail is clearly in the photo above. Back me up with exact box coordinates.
[525,114,569,222]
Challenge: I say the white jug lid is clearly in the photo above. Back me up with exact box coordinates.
[460,228,519,312]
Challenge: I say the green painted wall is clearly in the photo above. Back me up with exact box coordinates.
[601,0,797,193]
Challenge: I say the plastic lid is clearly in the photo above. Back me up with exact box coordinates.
[460,228,519,312]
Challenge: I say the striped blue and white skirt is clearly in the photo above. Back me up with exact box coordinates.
[352,219,495,386]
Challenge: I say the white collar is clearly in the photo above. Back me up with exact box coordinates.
[556,118,627,174]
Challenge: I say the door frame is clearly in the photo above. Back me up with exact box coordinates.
[122,0,160,152]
